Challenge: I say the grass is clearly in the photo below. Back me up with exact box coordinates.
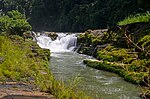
[0,35,92,99]
[118,12,150,25]
[83,45,150,98]
[78,30,150,98]
[0,36,33,81]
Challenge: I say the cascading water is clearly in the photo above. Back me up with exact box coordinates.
[36,33,77,52]
[35,32,141,99]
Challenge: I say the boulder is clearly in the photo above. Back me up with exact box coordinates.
[46,32,58,41]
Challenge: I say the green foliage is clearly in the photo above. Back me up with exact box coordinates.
[7,10,25,19]
[83,42,150,98]
[84,59,149,85]
[0,35,91,99]
[1,0,150,31]
[97,45,136,63]
[138,35,150,49]
[0,0,34,17]
[0,16,12,33]
[0,36,34,81]
[0,10,32,36]
[92,36,102,46]
[46,77,91,99]
[102,31,121,44]
[118,12,150,25]
[137,35,150,58]
[129,59,149,72]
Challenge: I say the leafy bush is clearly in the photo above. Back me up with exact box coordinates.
[0,10,32,36]
[118,12,150,25]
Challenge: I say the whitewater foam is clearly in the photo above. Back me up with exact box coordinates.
[36,33,77,52]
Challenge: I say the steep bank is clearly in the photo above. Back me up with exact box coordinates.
[0,35,52,98]
[77,22,150,98]
[0,35,92,99]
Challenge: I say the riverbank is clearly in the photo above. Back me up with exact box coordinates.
[77,22,150,98]
[0,35,91,99]
[0,35,52,98]
[0,82,54,99]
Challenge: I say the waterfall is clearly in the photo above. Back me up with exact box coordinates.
[35,33,77,52]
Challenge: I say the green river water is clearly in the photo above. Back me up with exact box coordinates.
[49,52,141,99]
[36,33,141,99]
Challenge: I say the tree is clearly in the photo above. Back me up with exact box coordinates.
[0,0,34,17]
[0,10,32,36]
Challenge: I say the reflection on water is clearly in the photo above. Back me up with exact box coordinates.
[49,52,141,99]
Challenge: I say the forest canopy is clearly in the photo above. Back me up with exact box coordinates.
[0,0,150,32]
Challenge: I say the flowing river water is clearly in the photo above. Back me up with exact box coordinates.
[36,33,141,99]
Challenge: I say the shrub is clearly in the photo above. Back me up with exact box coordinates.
[0,10,32,36]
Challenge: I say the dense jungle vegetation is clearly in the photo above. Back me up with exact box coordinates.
[0,0,150,31]
[0,0,150,98]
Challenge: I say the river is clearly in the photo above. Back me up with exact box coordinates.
[36,32,141,99]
